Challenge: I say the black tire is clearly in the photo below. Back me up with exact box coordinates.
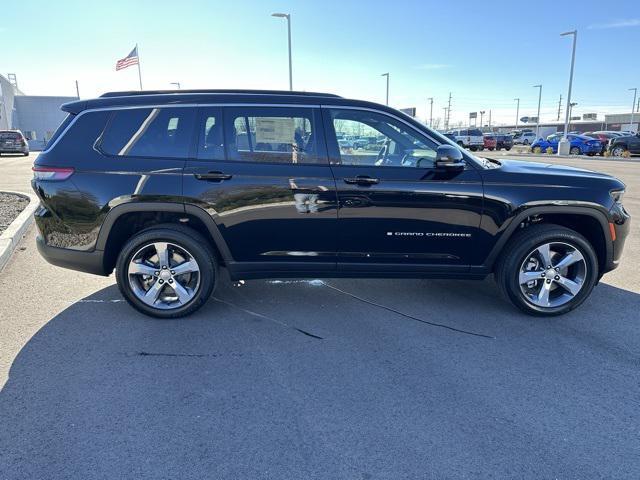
[115,225,218,318]
[23,153,29,156]
[570,146,581,155]
[523,140,530,145]
[469,146,477,151]
[495,224,598,316]
[489,147,495,151]
[611,145,626,157]
[505,147,512,151]
[457,141,464,147]
[478,146,484,151]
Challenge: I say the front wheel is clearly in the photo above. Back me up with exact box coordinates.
[116,226,218,318]
[495,224,598,316]
[611,146,626,157]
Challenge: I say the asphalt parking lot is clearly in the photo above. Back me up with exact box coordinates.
[1,152,639,479]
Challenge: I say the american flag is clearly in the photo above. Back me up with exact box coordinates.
[116,46,139,71]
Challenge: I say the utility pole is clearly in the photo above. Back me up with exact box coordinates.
[271,13,293,90]
[533,84,542,139]
[514,98,520,129]
[479,110,485,128]
[428,97,433,127]
[446,92,452,130]
[488,110,492,129]
[443,107,449,130]
[75,80,80,99]
[557,94,563,121]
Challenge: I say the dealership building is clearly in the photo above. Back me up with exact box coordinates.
[0,74,76,150]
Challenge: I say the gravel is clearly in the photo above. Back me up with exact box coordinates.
[0,192,29,236]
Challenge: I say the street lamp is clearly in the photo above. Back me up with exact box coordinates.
[533,84,542,139]
[479,110,485,128]
[514,98,520,129]
[428,97,433,127]
[630,88,638,132]
[559,30,577,155]
[381,73,389,105]
[272,12,293,91]
[170,82,181,89]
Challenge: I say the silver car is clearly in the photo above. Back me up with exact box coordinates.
[0,130,29,156]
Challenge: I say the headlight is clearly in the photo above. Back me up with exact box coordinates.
[611,189,625,203]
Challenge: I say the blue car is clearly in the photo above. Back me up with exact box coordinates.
[532,133,601,156]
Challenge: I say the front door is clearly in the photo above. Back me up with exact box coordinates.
[322,107,484,272]
[183,105,338,274]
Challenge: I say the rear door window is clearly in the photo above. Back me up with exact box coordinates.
[100,107,196,159]
[223,106,326,164]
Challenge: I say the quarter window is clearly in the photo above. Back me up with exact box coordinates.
[329,109,438,168]
[224,107,325,164]
[197,107,224,160]
[100,107,195,158]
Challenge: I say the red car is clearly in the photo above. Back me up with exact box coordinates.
[483,134,497,151]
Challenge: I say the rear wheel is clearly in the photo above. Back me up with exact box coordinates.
[523,139,530,145]
[569,146,581,155]
[495,224,598,316]
[115,226,217,318]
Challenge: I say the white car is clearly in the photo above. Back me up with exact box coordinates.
[446,128,484,151]
[512,131,537,145]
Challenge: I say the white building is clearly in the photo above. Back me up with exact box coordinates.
[0,74,76,149]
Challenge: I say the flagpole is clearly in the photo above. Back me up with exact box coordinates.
[136,43,143,90]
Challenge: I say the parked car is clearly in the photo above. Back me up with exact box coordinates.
[442,133,457,143]
[0,130,29,156]
[494,133,513,151]
[483,133,497,151]
[447,128,484,151]
[608,132,640,157]
[584,132,620,155]
[31,89,629,318]
[532,133,602,155]
[512,131,537,145]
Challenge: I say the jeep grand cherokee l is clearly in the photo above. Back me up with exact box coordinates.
[0,130,29,156]
[31,90,630,318]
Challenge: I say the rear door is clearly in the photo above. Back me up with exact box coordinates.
[322,107,484,272]
[183,105,338,273]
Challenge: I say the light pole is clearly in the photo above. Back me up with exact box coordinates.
[381,73,389,105]
[559,30,577,155]
[568,102,577,131]
[170,82,181,89]
[533,84,542,139]
[479,110,485,128]
[630,88,638,132]
[514,98,520,129]
[428,97,433,127]
[443,107,449,130]
[272,13,293,91]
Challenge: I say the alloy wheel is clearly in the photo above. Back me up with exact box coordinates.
[518,242,587,308]
[127,242,201,310]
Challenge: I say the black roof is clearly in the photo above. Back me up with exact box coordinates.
[61,89,397,118]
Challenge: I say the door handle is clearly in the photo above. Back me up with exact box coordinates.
[194,171,233,182]
[343,176,379,186]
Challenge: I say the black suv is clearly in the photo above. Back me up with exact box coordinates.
[32,90,630,318]
[608,132,640,157]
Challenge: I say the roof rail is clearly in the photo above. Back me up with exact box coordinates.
[100,89,341,98]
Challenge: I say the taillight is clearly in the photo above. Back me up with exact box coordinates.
[32,166,74,181]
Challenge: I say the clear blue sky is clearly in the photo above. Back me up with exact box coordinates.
[2,0,639,126]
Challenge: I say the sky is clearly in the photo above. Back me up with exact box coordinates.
[2,0,639,127]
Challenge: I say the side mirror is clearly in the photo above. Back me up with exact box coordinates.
[435,145,465,169]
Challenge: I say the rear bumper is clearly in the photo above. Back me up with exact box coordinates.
[36,234,108,276]
[0,147,29,153]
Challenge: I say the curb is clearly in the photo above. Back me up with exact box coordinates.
[0,190,40,272]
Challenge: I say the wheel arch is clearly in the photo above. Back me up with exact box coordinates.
[484,206,612,275]
[96,202,233,274]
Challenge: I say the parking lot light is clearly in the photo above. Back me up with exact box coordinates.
[514,98,520,129]
[559,30,577,155]
[381,73,389,105]
[630,88,638,133]
[271,13,292,91]
[533,85,542,140]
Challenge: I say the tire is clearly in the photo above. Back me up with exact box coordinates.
[469,146,477,151]
[570,147,581,155]
[457,141,464,147]
[505,147,511,151]
[523,140,530,145]
[611,145,626,157]
[478,146,484,151]
[495,224,598,316]
[115,225,218,318]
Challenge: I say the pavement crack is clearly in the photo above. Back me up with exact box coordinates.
[135,351,212,358]
[213,297,323,340]
[323,282,495,340]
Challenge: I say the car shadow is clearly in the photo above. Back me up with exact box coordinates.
[1,277,639,478]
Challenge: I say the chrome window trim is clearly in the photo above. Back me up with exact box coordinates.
[42,102,480,169]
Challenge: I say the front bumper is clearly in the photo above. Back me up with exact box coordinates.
[609,202,631,271]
